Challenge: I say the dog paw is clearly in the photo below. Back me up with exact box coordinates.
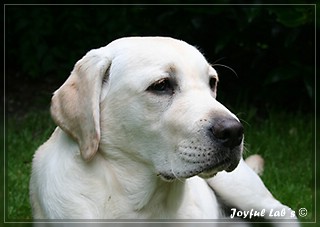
[245,154,264,176]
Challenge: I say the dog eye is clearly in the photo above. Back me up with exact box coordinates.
[147,78,174,95]
[209,77,217,91]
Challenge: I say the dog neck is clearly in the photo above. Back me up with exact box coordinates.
[98,147,186,218]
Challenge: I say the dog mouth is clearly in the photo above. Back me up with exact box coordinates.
[198,157,236,178]
[157,142,242,181]
[158,156,239,181]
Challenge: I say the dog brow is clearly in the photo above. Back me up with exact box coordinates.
[166,63,177,75]
[208,65,219,81]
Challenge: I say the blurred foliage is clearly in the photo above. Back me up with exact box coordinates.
[5,4,315,112]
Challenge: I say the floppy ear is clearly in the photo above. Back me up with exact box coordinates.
[50,49,111,161]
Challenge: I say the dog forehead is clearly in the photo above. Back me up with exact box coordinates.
[108,36,198,52]
[105,37,216,85]
[107,37,207,66]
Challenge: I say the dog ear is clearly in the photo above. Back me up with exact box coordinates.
[50,49,111,161]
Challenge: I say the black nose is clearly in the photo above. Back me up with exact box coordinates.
[210,118,244,149]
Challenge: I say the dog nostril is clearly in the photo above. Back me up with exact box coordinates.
[211,118,244,149]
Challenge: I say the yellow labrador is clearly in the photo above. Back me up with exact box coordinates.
[29,37,298,225]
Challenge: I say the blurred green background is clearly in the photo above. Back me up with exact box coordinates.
[4,1,317,226]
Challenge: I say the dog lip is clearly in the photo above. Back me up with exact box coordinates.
[210,157,231,170]
[158,156,239,181]
[157,172,176,181]
[225,159,239,172]
[199,157,232,178]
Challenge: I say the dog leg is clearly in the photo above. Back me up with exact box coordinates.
[206,158,300,226]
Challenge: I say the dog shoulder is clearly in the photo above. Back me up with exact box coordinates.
[30,127,112,218]
[32,127,79,167]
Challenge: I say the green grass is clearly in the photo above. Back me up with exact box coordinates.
[5,108,315,222]
[6,111,56,221]
[238,108,314,222]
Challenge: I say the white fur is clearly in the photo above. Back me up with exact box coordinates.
[30,37,299,226]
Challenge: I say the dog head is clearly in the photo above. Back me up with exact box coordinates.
[51,37,243,180]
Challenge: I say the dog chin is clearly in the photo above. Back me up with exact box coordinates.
[198,165,227,179]
[158,169,219,182]
[158,175,177,182]
[198,167,221,178]
[158,159,240,182]
[198,158,240,179]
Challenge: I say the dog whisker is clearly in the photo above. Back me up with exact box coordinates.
[239,117,251,128]
[212,63,238,78]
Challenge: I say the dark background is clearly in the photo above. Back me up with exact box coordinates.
[5,2,316,116]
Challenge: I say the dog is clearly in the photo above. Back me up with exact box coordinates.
[29,37,298,226]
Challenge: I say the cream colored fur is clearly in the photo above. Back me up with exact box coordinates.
[30,37,299,227]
